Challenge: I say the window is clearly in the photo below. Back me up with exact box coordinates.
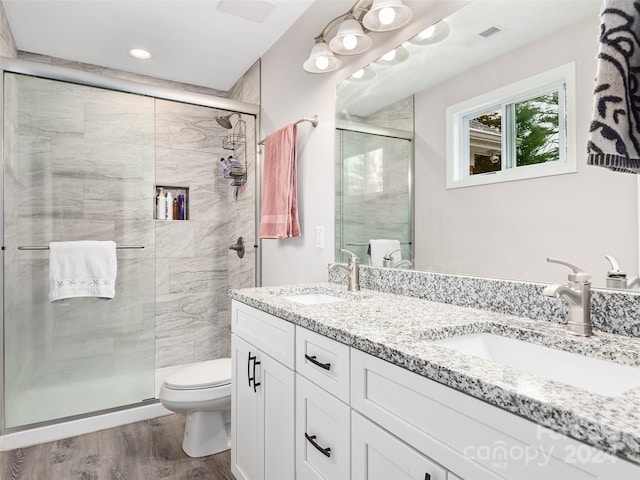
[446,63,576,188]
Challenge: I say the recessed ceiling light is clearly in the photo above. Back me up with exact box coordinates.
[129,48,151,60]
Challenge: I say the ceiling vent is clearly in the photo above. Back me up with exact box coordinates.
[217,0,277,23]
[478,26,502,39]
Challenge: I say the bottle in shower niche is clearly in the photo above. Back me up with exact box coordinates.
[157,187,167,220]
[178,194,185,220]
[173,197,178,220]
[166,191,173,220]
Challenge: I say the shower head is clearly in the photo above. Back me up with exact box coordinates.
[215,112,239,129]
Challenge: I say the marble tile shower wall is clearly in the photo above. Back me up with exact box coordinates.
[3,66,259,375]
[329,266,640,337]
[3,74,156,391]
[227,60,259,292]
[154,99,237,367]
[6,52,260,369]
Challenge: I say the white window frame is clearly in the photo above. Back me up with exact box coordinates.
[446,62,576,189]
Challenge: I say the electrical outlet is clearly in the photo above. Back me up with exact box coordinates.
[315,226,325,249]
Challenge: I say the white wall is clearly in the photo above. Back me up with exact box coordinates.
[414,15,639,285]
[260,0,467,286]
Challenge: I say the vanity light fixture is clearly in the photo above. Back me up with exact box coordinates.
[362,0,413,32]
[129,48,151,60]
[408,19,451,46]
[303,0,412,74]
[348,65,376,82]
[303,40,342,73]
[329,17,372,55]
[376,45,409,66]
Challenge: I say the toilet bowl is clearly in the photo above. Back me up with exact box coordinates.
[159,358,232,457]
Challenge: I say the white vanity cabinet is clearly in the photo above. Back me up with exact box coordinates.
[231,301,295,480]
[231,299,640,480]
[351,349,640,480]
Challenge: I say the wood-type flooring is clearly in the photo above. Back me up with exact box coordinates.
[0,414,235,480]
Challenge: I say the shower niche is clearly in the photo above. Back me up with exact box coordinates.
[155,185,189,220]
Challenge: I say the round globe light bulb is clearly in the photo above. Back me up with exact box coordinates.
[352,69,365,79]
[378,7,396,26]
[418,25,436,40]
[342,34,358,51]
[382,49,397,62]
[129,48,151,60]
[315,56,329,71]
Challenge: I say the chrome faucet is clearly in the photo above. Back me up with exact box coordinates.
[328,249,360,291]
[382,248,412,269]
[604,254,628,289]
[543,257,592,337]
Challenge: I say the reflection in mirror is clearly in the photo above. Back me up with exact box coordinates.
[469,108,502,176]
[447,63,575,188]
[336,0,640,288]
[334,101,414,266]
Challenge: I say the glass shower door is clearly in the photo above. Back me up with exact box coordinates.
[336,129,413,264]
[3,73,156,429]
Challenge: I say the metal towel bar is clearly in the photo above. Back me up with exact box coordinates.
[16,245,145,250]
[345,242,412,247]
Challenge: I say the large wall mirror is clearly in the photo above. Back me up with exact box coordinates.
[335,0,640,289]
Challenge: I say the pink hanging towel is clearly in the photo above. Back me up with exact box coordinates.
[259,123,301,239]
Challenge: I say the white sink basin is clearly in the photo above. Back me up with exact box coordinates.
[281,293,345,305]
[434,333,640,397]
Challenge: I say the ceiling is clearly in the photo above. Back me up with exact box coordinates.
[2,0,315,92]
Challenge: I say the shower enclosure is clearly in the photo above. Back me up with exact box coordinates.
[3,72,156,429]
[335,128,414,264]
[1,62,258,434]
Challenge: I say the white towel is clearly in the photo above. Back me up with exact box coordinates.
[369,239,401,267]
[49,241,117,303]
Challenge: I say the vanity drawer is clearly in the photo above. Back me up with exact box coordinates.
[296,327,350,403]
[352,411,446,480]
[296,374,350,480]
[231,300,295,369]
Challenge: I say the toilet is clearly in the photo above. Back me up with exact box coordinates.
[159,357,232,457]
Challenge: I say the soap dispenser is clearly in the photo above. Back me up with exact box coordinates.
[605,255,627,289]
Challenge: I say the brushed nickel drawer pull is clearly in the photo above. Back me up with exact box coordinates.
[304,354,331,371]
[304,433,331,458]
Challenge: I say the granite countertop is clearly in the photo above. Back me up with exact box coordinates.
[230,282,640,465]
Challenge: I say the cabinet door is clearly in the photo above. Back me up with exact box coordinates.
[296,374,351,480]
[231,334,260,480]
[352,411,447,480]
[261,350,295,480]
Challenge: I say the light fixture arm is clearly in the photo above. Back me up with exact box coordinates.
[314,0,372,42]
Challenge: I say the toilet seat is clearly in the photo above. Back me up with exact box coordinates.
[164,358,232,390]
